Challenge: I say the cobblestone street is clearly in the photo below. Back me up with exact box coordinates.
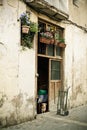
[1,105,87,130]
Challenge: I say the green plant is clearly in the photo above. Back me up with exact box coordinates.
[54,33,65,43]
[59,38,65,43]
[22,34,32,48]
[21,24,38,49]
[20,13,38,49]
[55,33,59,40]
[30,22,38,33]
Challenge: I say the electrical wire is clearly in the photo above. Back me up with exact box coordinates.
[62,19,87,32]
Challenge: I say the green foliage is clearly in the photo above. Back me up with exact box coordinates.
[59,38,65,43]
[54,32,65,43]
[20,13,38,49]
[21,32,35,49]
[30,22,38,33]
[55,33,59,40]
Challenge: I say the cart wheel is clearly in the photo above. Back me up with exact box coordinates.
[57,109,60,114]
[64,111,69,116]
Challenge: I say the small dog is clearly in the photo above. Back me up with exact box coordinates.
[41,103,47,113]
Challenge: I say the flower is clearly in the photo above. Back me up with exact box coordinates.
[40,32,53,39]
[20,12,30,26]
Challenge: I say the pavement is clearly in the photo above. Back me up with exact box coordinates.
[0,105,87,130]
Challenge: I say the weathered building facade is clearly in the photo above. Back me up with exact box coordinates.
[0,0,87,127]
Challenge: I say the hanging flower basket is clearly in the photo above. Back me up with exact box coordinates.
[22,25,30,34]
[40,37,51,44]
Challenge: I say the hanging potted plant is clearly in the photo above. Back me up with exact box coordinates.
[20,13,30,34]
[20,12,38,49]
[21,23,38,49]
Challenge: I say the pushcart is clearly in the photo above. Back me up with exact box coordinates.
[57,87,70,116]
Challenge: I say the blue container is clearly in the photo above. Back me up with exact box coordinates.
[38,94,48,103]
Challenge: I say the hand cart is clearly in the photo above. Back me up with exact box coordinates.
[57,87,70,116]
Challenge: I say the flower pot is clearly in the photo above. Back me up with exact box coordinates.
[50,39,55,44]
[40,37,51,44]
[58,42,66,48]
[22,25,30,34]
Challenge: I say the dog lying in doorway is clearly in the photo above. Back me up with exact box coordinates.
[41,103,47,113]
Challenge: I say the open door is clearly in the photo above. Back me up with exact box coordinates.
[49,59,61,111]
[37,57,49,114]
[37,58,62,113]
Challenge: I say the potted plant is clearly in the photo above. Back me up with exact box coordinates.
[40,32,54,44]
[20,12,30,34]
[20,13,38,49]
[58,38,66,48]
[54,31,66,47]
[21,27,37,49]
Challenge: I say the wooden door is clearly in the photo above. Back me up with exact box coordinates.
[49,59,61,111]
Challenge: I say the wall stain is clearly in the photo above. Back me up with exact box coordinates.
[76,84,82,94]
[5,113,17,127]
[71,84,82,101]
[26,97,34,104]
[25,97,34,108]
[0,93,35,128]
[11,93,23,108]
[0,93,8,107]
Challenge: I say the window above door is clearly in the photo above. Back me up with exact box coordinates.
[38,20,66,59]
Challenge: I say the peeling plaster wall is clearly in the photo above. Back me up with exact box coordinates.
[64,0,87,108]
[0,0,87,127]
[65,26,87,108]
[18,48,36,121]
[0,0,36,127]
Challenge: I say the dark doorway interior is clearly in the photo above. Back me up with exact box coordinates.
[37,57,49,114]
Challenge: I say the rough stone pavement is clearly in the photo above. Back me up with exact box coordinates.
[1,105,87,130]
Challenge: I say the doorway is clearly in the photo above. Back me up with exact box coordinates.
[37,20,64,113]
[37,56,49,114]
